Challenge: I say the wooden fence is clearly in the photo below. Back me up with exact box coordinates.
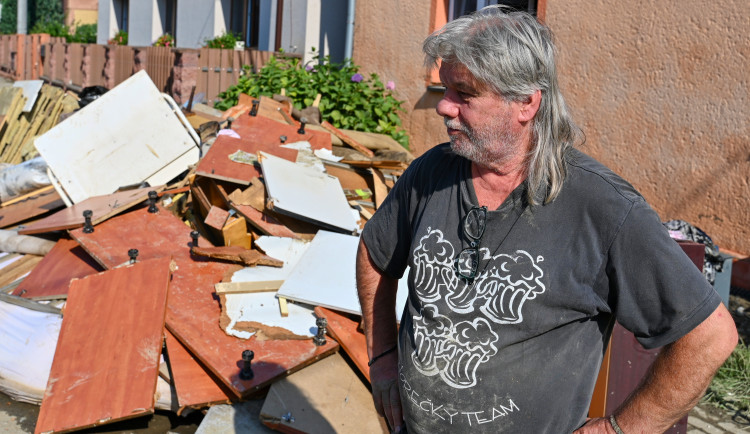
[0,34,284,105]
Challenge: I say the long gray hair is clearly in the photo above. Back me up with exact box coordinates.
[423,6,582,205]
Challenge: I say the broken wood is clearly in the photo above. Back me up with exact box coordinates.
[320,121,375,158]
[0,186,64,230]
[191,245,283,267]
[214,281,283,294]
[277,296,289,318]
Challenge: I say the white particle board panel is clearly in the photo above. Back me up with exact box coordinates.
[230,237,310,284]
[34,70,199,204]
[259,152,359,233]
[277,230,408,317]
[222,292,317,339]
[13,80,43,112]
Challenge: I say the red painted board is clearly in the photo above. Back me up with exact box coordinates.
[231,113,332,152]
[0,187,64,229]
[12,237,103,299]
[194,133,298,185]
[315,306,370,383]
[18,185,164,235]
[34,257,173,434]
[231,202,299,239]
[164,329,234,410]
[69,205,212,269]
[166,256,339,399]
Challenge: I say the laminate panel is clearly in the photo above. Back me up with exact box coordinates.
[231,113,332,152]
[0,187,63,229]
[34,257,172,434]
[314,307,370,382]
[13,237,102,299]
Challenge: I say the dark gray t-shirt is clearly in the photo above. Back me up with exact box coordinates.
[362,144,720,433]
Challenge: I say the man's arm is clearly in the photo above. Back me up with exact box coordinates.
[577,302,738,433]
[356,238,403,432]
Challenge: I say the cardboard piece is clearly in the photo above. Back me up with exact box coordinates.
[17,185,165,235]
[259,352,388,433]
[260,152,359,233]
[34,71,200,204]
[34,257,173,434]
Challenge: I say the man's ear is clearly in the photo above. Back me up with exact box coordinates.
[518,89,542,123]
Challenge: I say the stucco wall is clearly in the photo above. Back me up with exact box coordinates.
[354,0,749,254]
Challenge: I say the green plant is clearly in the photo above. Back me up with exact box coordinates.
[0,0,17,35]
[215,51,409,149]
[703,340,750,412]
[108,30,128,46]
[154,33,174,47]
[68,23,97,43]
[204,32,239,49]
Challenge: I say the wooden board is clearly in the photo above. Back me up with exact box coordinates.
[12,237,102,299]
[17,185,164,235]
[231,202,299,239]
[0,187,64,229]
[231,112,332,152]
[259,352,388,434]
[320,121,374,157]
[0,254,42,287]
[164,329,234,410]
[314,307,370,382]
[69,204,211,269]
[34,256,173,434]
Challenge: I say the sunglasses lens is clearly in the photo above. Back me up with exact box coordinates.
[464,207,486,240]
[455,248,479,278]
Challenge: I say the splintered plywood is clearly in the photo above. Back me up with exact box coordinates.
[166,257,339,399]
[34,70,199,204]
[164,330,233,410]
[260,352,388,434]
[13,237,102,299]
[0,187,64,229]
[18,185,164,235]
[195,132,299,185]
[69,205,211,269]
[34,256,173,434]
[314,307,370,382]
[260,152,358,233]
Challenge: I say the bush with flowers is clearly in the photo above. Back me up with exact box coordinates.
[215,49,408,148]
[108,30,128,45]
[154,33,174,47]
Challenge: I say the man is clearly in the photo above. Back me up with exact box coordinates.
[356,6,737,434]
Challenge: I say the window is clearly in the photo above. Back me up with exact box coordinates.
[164,0,177,37]
[229,0,261,48]
[448,0,539,21]
[114,0,129,32]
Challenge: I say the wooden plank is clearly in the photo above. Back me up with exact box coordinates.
[12,237,103,299]
[0,187,64,229]
[0,184,54,207]
[230,202,300,239]
[314,306,370,382]
[259,352,388,434]
[231,112,332,152]
[17,185,164,235]
[0,254,42,287]
[69,204,212,269]
[214,281,283,294]
[277,297,288,318]
[165,257,339,399]
[371,168,389,209]
[320,121,375,157]
[222,215,252,248]
[164,329,233,410]
[34,256,173,434]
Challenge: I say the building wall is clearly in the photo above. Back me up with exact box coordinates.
[65,0,98,26]
[128,1,157,46]
[175,0,221,48]
[353,0,749,253]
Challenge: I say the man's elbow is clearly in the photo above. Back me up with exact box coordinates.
[702,303,738,364]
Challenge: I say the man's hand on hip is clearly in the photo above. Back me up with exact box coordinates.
[370,351,403,433]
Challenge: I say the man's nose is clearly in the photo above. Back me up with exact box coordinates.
[436,90,459,119]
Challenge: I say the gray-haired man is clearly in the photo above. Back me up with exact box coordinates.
[356,6,737,433]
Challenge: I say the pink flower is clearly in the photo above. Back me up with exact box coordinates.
[351,73,364,83]
[386,80,395,90]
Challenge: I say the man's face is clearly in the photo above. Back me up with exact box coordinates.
[437,63,525,169]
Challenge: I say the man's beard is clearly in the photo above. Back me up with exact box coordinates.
[445,117,524,170]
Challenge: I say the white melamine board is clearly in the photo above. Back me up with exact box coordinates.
[13,80,43,112]
[230,237,310,284]
[277,230,408,316]
[259,151,359,233]
[0,300,61,404]
[223,292,317,339]
[34,70,199,204]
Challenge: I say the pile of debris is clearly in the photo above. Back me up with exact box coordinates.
[0,70,414,433]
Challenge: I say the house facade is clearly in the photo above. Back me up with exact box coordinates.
[352,0,749,254]
[96,0,348,64]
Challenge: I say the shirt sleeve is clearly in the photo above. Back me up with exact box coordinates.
[605,198,722,349]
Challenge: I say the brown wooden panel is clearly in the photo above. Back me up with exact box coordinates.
[69,204,211,269]
[315,306,370,382]
[166,256,339,399]
[13,237,102,299]
[34,256,172,434]
[18,186,163,235]
[231,202,299,239]
[164,329,234,410]
[232,113,332,152]
[0,187,64,229]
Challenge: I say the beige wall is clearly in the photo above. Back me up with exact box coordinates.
[354,0,750,254]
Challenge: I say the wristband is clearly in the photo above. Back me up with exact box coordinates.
[368,345,397,367]
[609,414,625,434]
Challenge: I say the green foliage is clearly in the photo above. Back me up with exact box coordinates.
[154,33,174,47]
[204,32,239,49]
[30,19,67,37]
[29,0,64,30]
[68,23,96,44]
[215,52,409,149]
[703,340,750,412]
[108,30,128,46]
[0,0,17,35]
